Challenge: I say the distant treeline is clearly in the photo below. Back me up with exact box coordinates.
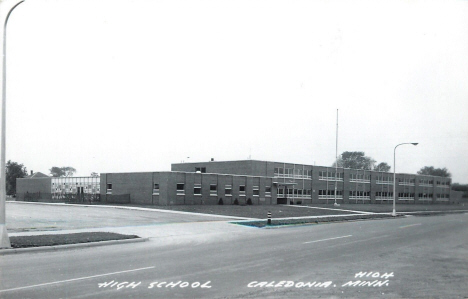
[452,183,468,198]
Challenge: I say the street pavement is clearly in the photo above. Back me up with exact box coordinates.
[1,202,467,298]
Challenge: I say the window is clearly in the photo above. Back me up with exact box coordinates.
[210,184,217,191]
[253,187,259,196]
[398,193,415,200]
[319,171,343,181]
[239,185,245,192]
[375,192,393,199]
[265,186,271,193]
[399,178,415,186]
[274,168,280,176]
[225,185,232,196]
[194,186,201,195]
[177,183,185,195]
[106,183,112,194]
[295,169,302,177]
[153,183,160,195]
[195,167,206,173]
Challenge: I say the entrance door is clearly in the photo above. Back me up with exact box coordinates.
[276,186,287,204]
[77,187,84,201]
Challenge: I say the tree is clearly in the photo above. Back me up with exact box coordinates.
[452,183,468,199]
[417,166,451,178]
[6,160,28,195]
[49,166,76,177]
[452,183,468,192]
[374,162,391,172]
[90,172,99,177]
[332,151,376,170]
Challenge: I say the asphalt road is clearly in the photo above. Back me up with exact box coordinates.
[1,208,467,298]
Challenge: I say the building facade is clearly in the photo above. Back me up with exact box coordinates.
[171,160,455,205]
[17,176,101,202]
[17,160,458,205]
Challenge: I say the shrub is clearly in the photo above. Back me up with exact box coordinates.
[246,198,253,205]
[218,198,224,205]
[233,198,239,205]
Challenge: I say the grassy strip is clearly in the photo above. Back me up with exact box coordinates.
[9,232,139,248]
[234,214,403,228]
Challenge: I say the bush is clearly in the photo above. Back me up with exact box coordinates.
[218,198,224,205]
[233,198,239,205]
[246,198,253,205]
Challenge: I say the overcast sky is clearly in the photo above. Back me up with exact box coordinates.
[4,0,468,183]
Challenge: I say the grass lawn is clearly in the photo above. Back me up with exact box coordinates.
[9,232,139,249]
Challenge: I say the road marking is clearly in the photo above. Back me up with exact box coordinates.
[303,235,352,244]
[0,266,155,293]
[399,223,422,229]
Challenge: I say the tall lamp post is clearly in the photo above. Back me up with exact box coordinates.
[392,142,418,217]
[0,0,25,248]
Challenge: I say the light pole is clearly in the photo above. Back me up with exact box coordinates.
[334,109,339,206]
[0,0,25,248]
[392,142,418,217]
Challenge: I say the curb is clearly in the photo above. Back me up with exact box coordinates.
[0,237,149,255]
[234,214,406,228]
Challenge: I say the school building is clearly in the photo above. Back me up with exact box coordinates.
[16,159,461,205]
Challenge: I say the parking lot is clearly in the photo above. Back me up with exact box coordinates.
[6,201,244,233]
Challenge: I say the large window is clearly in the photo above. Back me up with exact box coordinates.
[318,189,343,198]
[376,175,393,184]
[350,173,370,183]
[274,167,311,178]
[436,181,450,187]
[399,178,415,186]
[375,191,393,199]
[419,179,433,186]
[418,193,433,200]
[319,171,343,181]
[398,193,415,200]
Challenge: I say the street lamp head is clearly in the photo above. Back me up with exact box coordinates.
[411,143,418,146]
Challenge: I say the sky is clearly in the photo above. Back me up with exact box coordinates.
[3,0,468,183]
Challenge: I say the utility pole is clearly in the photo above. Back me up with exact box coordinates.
[334,109,339,206]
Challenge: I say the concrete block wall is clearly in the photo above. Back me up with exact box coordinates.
[16,177,52,201]
[100,171,275,206]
